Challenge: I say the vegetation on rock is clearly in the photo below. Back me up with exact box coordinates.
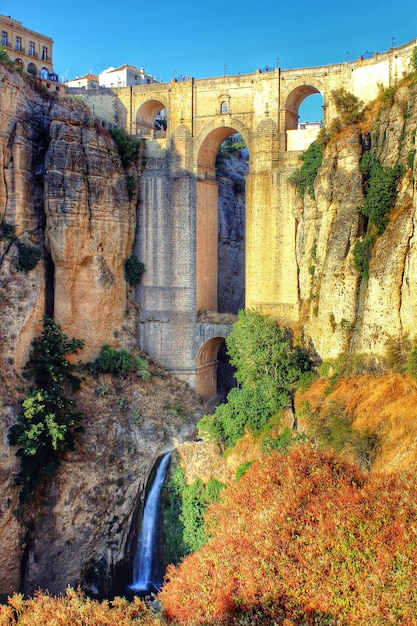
[0,588,163,625]
[93,344,151,380]
[161,444,417,625]
[163,465,225,558]
[199,309,311,449]
[8,316,84,502]
[353,152,404,279]
[124,254,145,286]
[289,140,322,198]
[110,127,141,167]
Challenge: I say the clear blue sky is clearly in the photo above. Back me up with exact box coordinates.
[2,0,417,120]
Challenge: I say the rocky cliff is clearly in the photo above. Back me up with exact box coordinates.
[1,61,417,599]
[0,65,203,597]
[294,82,417,363]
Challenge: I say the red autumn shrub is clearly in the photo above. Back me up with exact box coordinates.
[160,444,417,625]
[0,587,163,625]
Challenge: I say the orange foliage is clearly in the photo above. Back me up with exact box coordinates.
[160,444,417,625]
[0,588,163,626]
[296,374,417,471]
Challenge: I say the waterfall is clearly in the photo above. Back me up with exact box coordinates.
[129,453,170,594]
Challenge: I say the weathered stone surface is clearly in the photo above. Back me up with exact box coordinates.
[20,371,202,597]
[294,83,417,362]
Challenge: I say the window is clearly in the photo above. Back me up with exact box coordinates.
[220,101,228,113]
[29,41,35,56]
[2,31,7,46]
[42,46,48,60]
[16,36,22,51]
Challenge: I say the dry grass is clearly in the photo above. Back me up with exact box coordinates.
[296,373,417,471]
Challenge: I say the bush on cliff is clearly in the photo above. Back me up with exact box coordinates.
[199,309,311,449]
[94,344,151,380]
[124,254,145,286]
[0,588,163,625]
[160,444,417,625]
[110,127,140,166]
[9,316,84,502]
[289,140,322,199]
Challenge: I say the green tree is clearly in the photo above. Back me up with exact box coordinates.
[9,316,84,501]
[202,309,311,449]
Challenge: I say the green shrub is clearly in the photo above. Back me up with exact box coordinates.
[127,174,137,200]
[165,466,226,556]
[96,344,132,377]
[261,427,306,454]
[200,310,313,449]
[353,233,376,280]
[109,127,140,166]
[162,464,188,564]
[124,255,145,286]
[0,221,16,240]
[134,356,151,380]
[305,403,378,469]
[16,241,41,272]
[405,341,417,378]
[289,140,322,199]
[0,45,14,67]
[385,335,411,372]
[235,461,254,480]
[358,152,404,234]
[412,46,417,69]
[378,82,396,105]
[8,316,84,501]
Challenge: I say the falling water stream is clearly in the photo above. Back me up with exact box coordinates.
[129,453,170,594]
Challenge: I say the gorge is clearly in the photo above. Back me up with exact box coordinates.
[1,37,417,601]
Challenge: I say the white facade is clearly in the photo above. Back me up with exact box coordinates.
[65,73,99,90]
[99,65,156,88]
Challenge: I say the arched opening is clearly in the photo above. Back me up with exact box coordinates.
[195,337,236,402]
[216,134,247,313]
[27,62,37,77]
[285,86,324,151]
[298,93,323,126]
[196,127,248,317]
[136,100,168,137]
[14,58,23,68]
[40,67,49,79]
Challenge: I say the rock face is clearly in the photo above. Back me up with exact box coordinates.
[294,82,417,362]
[0,65,203,597]
[1,61,417,598]
[0,64,139,371]
[19,371,202,597]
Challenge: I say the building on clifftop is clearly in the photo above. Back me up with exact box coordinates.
[0,13,54,79]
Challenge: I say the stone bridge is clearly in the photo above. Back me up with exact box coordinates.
[84,40,416,399]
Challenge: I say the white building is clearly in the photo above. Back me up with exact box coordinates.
[98,65,157,88]
[65,73,99,90]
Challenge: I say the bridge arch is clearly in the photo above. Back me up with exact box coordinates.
[195,119,250,316]
[284,84,324,130]
[135,98,168,137]
[195,332,237,401]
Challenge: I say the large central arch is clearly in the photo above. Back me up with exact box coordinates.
[195,122,249,316]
